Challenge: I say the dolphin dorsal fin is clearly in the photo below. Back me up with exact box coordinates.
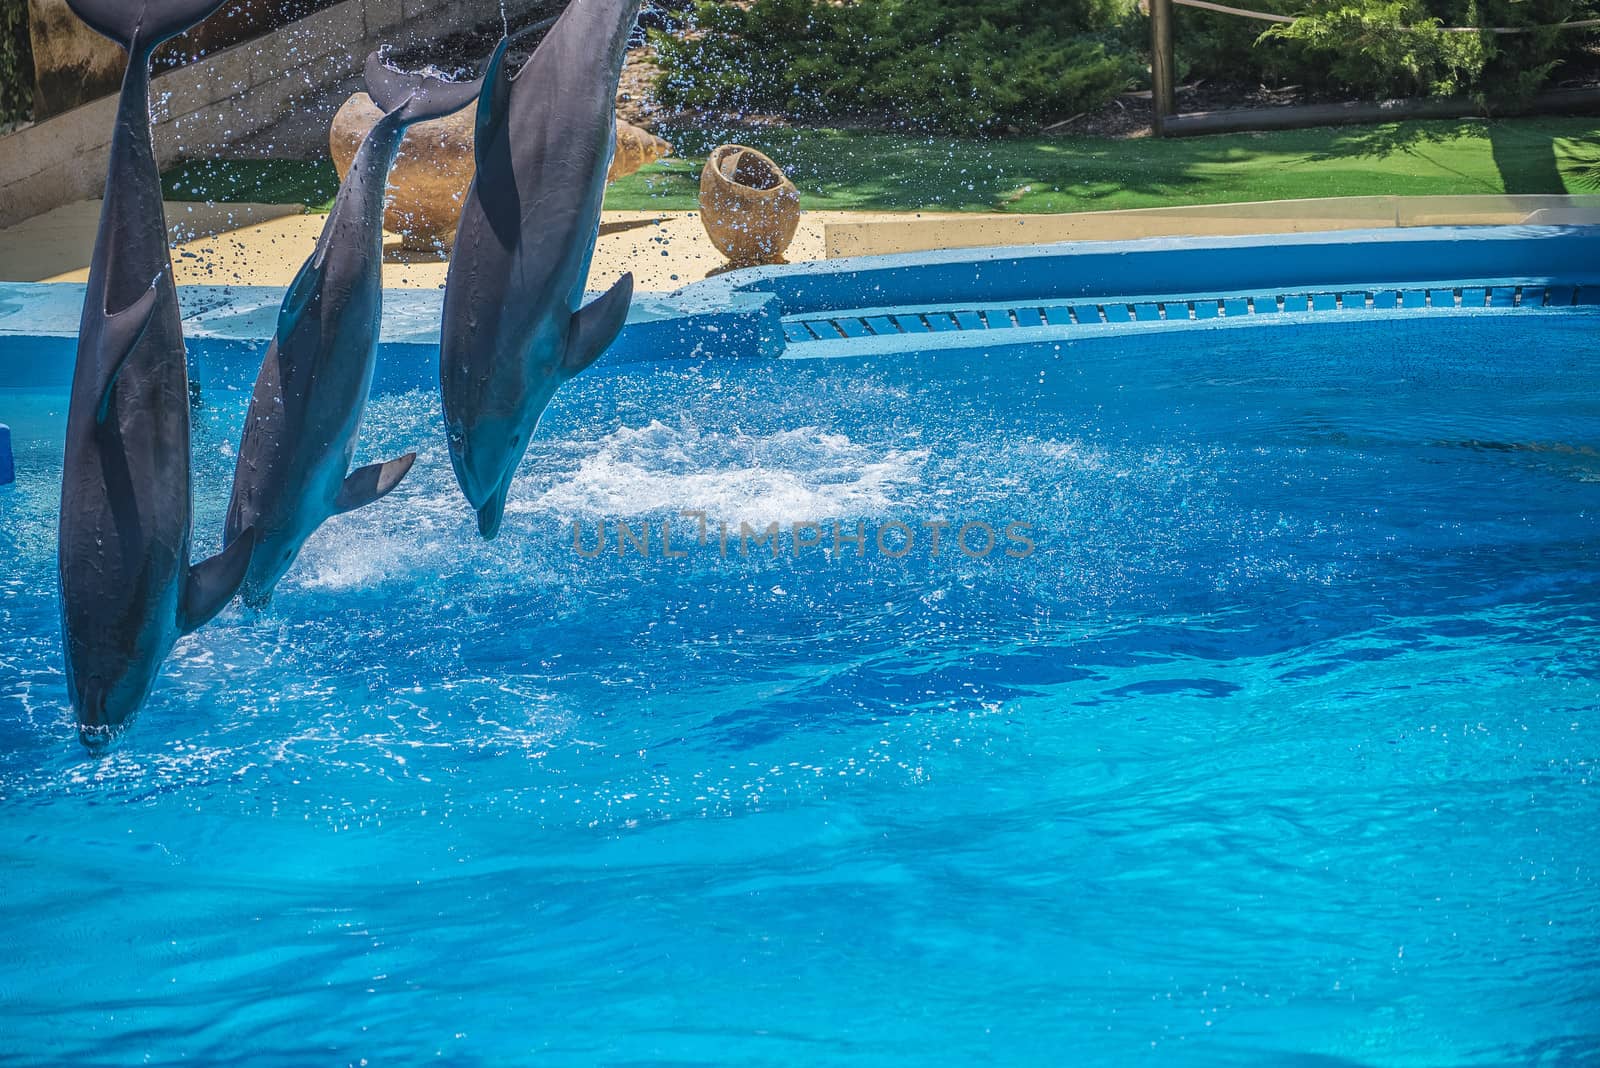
[564,273,633,378]
[474,35,517,170]
[96,278,163,425]
[334,453,417,514]
[180,528,256,634]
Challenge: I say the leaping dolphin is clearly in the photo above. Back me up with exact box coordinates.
[222,55,484,607]
[439,0,641,539]
[57,0,255,753]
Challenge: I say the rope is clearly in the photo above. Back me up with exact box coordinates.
[1165,0,1600,34]
[1172,0,1293,24]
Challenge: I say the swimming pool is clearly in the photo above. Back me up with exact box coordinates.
[2,230,1598,1063]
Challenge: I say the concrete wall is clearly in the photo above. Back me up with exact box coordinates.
[0,0,541,229]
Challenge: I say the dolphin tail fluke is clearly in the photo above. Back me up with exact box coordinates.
[181,527,257,634]
[65,0,228,55]
[364,51,485,125]
[564,273,634,378]
[335,453,418,514]
[476,478,511,541]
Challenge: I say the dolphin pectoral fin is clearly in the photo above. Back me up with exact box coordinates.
[276,251,324,343]
[564,273,634,378]
[476,477,511,541]
[334,453,417,515]
[181,527,257,634]
[95,278,163,425]
[474,35,517,169]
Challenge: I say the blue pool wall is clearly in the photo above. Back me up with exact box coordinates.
[3,225,1600,394]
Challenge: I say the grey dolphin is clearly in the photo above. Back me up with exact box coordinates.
[439,0,641,539]
[57,0,255,753]
[222,55,484,607]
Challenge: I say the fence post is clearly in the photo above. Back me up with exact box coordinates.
[1150,0,1177,134]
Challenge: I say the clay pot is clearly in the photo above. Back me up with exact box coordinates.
[698,144,801,267]
[331,94,673,252]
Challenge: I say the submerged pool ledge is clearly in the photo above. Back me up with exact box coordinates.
[4,225,1600,389]
[0,282,785,392]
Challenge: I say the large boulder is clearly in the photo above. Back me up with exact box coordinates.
[330,92,671,251]
[28,0,326,118]
[610,120,671,183]
[28,0,121,117]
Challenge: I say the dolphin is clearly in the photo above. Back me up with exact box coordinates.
[439,0,641,539]
[222,55,484,607]
[57,0,255,753]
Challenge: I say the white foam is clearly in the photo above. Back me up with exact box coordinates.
[527,420,927,521]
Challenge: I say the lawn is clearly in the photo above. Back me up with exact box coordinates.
[162,117,1600,215]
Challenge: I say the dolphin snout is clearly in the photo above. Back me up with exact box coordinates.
[73,685,137,755]
[476,477,511,540]
[447,420,520,539]
[78,723,128,755]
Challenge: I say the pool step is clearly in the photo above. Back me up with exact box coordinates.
[783,283,1598,345]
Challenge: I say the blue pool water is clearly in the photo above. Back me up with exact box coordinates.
[1,313,1598,1064]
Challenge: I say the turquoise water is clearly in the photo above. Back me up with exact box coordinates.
[1,314,1597,1065]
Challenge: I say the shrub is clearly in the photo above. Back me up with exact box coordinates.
[0,0,32,127]
[1457,0,1591,103]
[1183,0,1596,104]
[1262,0,1489,97]
[651,0,1140,133]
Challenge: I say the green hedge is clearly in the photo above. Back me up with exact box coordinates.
[651,0,1140,134]
[654,0,1600,133]
[1180,0,1597,103]
[1,0,31,126]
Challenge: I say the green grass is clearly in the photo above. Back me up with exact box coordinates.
[163,158,341,210]
[163,117,1600,215]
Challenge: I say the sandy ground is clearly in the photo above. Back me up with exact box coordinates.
[0,201,911,292]
[8,195,1590,294]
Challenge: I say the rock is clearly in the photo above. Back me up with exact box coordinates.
[28,0,122,118]
[697,144,801,267]
[609,120,671,182]
[28,0,321,119]
[330,94,672,252]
